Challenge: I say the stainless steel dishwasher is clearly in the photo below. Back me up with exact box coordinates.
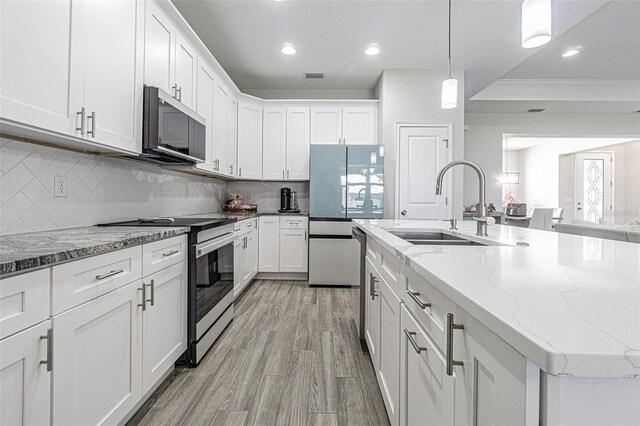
[352,226,367,349]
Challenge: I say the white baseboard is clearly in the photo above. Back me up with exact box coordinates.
[254,272,308,281]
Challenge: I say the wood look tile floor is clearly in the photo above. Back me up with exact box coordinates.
[129,280,390,426]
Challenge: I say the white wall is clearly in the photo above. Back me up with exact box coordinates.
[376,70,465,219]
[227,181,309,212]
[464,112,640,208]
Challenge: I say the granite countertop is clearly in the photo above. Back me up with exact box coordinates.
[0,226,189,277]
[354,219,640,378]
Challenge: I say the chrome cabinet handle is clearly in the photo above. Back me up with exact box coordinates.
[162,249,179,257]
[146,279,155,307]
[304,230,307,241]
[172,84,178,99]
[369,273,379,299]
[446,313,464,376]
[138,282,146,311]
[282,169,285,179]
[287,169,290,179]
[238,167,242,177]
[230,164,233,174]
[404,329,427,354]
[96,269,124,280]
[177,86,182,102]
[76,107,86,135]
[406,290,431,309]
[40,328,53,372]
[87,111,96,138]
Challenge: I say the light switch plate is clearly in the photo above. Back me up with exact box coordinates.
[54,176,67,198]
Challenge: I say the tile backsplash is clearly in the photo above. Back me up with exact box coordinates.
[0,137,227,235]
[228,181,309,212]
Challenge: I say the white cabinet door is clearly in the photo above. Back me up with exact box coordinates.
[142,261,187,394]
[78,0,143,152]
[228,96,238,177]
[286,107,310,180]
[400,304,454,426]
[234,235,245,295]
[258,216,280,272]
[213,81,230,174]
[451,303,527,426]
[377,274,401,426]
[0,0,74,135]
[0,320,51,426]
[343,107,377,145]
[195,60,215,172]
[279,228,308,273]
[364,257,381,372]
[249,229,259,278]
[144,1,175,95]
[53,281,143,426]
[262,107,287,180]
[310,107,343,145]
[237,101,263,179]
[174,32,197,110]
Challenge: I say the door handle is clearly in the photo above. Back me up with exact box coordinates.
[138,282,146,311]
[146,279,155,307]
[239,167,242,177]
[177,86,182,102]
[40,328,53,372]
[446,313,464,376]
[404,329,427,354]
[577,207,582,211]
[401,210,407,216]
[87,111,96,138]
[369,273,379,299]
[172,84,178,99]
[76,107,86,135]
[406,290,431,309]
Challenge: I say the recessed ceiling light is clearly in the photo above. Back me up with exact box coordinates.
[281,44,296,55]
[365,45,380,56]
[273,0,283,2]
[562,48,581,58]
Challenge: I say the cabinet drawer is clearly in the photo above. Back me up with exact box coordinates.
[142,235,187,277]
[404,267,446,355]
[242,218,258,230]
[367,238,403,297]
[0,269,50,340]
[280,216,308,229]
[52,246,142,315]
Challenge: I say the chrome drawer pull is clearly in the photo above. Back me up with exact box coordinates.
[40,328,53,372]
[406,290,431,309]
[95,269,124,280]
[404,329,427,354]
[138,282,146,311]
[162,250,179,257]
[76,107,86,135]
[446,313,464,376]
[146,279,155,306]
[370,274,379,299]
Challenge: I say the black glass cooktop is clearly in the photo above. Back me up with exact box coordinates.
[99,217,235,229]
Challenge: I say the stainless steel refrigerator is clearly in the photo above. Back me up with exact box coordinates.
[308,144,384,286]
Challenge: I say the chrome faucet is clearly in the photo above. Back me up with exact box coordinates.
[436,160,491,236]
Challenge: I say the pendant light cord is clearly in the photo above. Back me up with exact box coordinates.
[448,0,452,78]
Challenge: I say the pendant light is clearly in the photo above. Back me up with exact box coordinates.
[441,0,457,109]
[521,0,552,48]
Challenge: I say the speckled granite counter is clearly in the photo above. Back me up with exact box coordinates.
[0,226,189,277]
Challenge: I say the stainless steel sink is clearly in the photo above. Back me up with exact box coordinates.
[388,230,485,246]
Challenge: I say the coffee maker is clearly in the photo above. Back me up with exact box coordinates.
[280,187,299,212]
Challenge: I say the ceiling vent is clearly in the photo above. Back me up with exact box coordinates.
[304,72,325,79]
[527,108,546,113]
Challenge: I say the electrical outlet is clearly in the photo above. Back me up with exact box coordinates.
[54,176,67,198]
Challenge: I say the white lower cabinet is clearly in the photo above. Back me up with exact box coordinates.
[258,216,309,275]
[258,216,280,272]
[364,257,381,370]
[234,229,259,296]
[141,261,187,394]
[52,280,143,425]
[0,320,52,426]
[279,228,308,273]
[377,274,401,426]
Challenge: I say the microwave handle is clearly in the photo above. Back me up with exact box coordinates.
[196,233,236,258]
[155,146,205,164]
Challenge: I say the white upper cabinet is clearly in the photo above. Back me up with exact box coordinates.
[262,107,288,180]
[310,106,377,145]
[70,0,143,152]
[310,107,343,144]
[228,96,238,176]
[212,81,230,175]
[286,107,310,180]
[0,0,74,135]
[174,32,197,110]
[195,60,215,172]
[144,1,175,95]
[237,101,263,179]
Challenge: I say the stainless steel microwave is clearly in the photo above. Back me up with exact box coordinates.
[142,86,206,164]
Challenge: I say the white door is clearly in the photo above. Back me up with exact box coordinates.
[0,0,74,135]
[575,152,613,223]
[78,0,142,152]
[451,303,527,425]
[286,107,311,180]
[279,228,308,273]
[142,262,187,394]
[228,96,238,176]
[213,81,230,174]
[400,305,455,426]
[310,107,343,144]
[237,102,263,179]
[343,107,377,145]
[258,216,280,272]
[174,33,197,110]
[195,61,215,172]
[53,281,142,426]
[262,108,287,180]
[0,320,51,426]
[144,1,175,95]
[364,257,381,371]
[398,125,450,219]
[377,275,401,426]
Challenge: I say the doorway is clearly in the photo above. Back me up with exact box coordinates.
[574,152,613,223]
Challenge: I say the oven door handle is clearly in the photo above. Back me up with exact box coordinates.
[195,233,236,258]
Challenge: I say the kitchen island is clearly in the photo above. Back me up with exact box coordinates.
[354,219,640,425]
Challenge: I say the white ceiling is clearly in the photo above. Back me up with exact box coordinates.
[504,136,638,151]
[171,0,608,99]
